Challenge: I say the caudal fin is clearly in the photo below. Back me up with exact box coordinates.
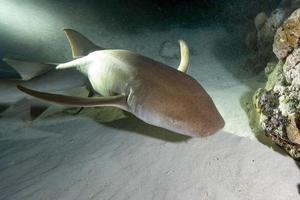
[63,29,104,58]
[2,58,54,80]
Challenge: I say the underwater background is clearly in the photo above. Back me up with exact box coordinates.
[0,0,280,64]
[1,1,300,200]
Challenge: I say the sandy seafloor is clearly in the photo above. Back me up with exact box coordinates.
[1,23,300,200]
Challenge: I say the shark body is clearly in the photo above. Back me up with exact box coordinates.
[17,29,225,137]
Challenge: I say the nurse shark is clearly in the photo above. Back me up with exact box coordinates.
[16,29,225,137]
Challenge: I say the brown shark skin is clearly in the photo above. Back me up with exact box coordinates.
[108,50,225,137]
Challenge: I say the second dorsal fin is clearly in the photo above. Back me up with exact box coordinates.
[177,40,189,73]
[63,29,104,58]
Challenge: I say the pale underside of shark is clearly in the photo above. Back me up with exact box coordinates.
[15,29,225,137]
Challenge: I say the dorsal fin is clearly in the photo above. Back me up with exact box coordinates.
[177,40,190,73]
[63,29,103,58]
[2,58,54,80]
[17,85,128,110]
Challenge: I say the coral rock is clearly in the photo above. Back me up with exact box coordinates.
[253,58,300,158]
[250,6,300,159]
[283,48,300,84]
[273,27,292,59]
[254,12,268,31]
[250,8,289,70]
[286,114,300,144]
[273,8,300,59]
[267,8,289,29]
[283,18,300,48]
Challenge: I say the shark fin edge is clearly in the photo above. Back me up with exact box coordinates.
[17,85,128,110]
[63,29,103,58]
[177,40,190,73]
[3,58,54,80]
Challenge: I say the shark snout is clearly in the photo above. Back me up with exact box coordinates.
[184,111,225,137]
[199,116,225,137]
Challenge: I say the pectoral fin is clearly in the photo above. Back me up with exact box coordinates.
[63,29,104,58]
[17,85,128,110]
[3,58,54,80]
[177,40,189,73]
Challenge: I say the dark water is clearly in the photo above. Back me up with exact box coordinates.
[0,0,280,77]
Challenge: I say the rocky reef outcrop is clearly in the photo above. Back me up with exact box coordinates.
[253,6,300,159]
[245,3,293,72]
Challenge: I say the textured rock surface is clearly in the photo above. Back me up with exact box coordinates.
[273,8,300,59]
[286,114,300,144]
[253,9,300,158]
[258,8,290,56]
[254,12,268,31]
[245,7,291,72]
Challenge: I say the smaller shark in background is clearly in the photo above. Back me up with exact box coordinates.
[16,29,225,137]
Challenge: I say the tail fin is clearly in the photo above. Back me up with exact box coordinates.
[63,29,103,58]
[2,58,54,80]
[177,40,189,73]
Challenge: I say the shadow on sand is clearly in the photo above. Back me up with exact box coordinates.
[102,113,191,142]
[211,31,291,157]
[62,107,191,143]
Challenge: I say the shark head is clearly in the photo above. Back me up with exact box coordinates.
[154,97,225,137]
[127,73,225,137]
